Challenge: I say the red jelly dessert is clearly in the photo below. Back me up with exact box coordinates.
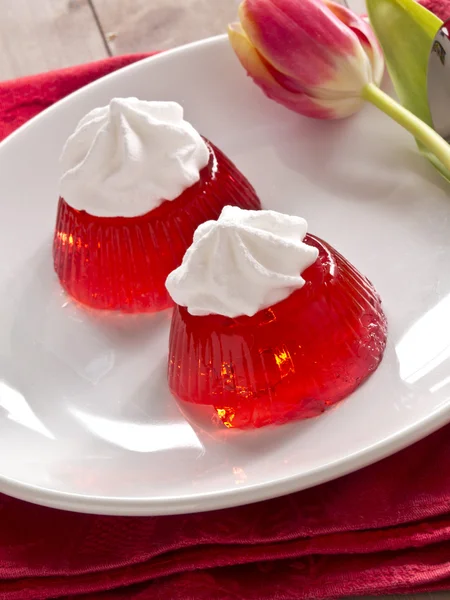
[53,99,261,313]
[167,220,387,429]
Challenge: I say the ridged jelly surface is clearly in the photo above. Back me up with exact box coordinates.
[53,141,261,313]
[168,235,388,429]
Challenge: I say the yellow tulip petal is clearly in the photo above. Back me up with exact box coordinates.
[228,22,282,91]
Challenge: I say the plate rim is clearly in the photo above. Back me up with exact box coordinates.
[1,34,450,516]
[1,405,450,515]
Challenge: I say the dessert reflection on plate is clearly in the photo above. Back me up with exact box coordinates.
[0,381,54,440]
[50,97,388,433]
[69,408,204,455]
[396,293,450,391]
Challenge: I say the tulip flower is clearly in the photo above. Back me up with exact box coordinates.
[229,0,450,176]
[228,0,384,119]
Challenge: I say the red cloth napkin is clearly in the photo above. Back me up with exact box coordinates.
[2,5,450,596]
[421,0,450,19]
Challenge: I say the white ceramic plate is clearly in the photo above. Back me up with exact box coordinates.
[1,36,450,516]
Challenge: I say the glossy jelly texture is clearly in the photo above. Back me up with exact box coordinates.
[53,141,261,312]
[168,235,388,429]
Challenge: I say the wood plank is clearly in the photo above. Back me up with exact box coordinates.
[91,0,366,58]
[91,0,240,54]
[0,0,108,81]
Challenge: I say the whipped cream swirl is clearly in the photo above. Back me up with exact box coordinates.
[166,206,319,318]
[59,98,210,217]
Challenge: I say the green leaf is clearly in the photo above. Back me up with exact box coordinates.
[366,0,450,179]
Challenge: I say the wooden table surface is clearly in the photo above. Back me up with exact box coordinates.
[0,1,448,599]
[0,0,241,79]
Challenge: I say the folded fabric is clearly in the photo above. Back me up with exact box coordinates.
[0,54,149,141]
[421,0,450,19]
[1,3,450,598]
[3,425,450,600]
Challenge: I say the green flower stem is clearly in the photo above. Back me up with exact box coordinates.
[362,82,450,171]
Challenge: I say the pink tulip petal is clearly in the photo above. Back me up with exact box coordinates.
[272,87,364,118]
[240,0,363,87]
[228,24,305,101]
[323,0,384,84]
[228,22,360,119]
